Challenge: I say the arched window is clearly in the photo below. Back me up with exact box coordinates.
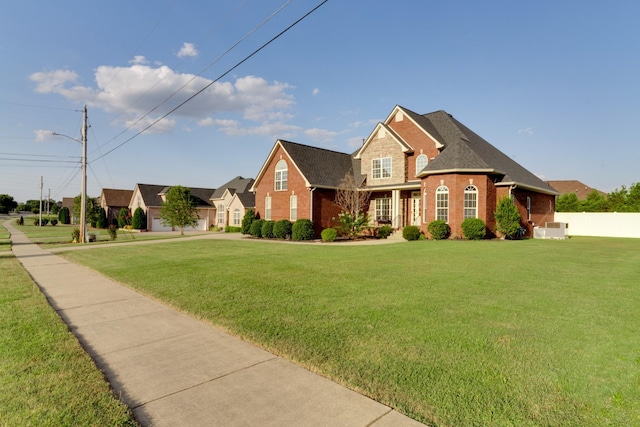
[436,185,449,222]
[416,154,428,176]
[275,159,288,191]
[463,185,478,219]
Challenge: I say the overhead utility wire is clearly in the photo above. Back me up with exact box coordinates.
[93,0,328,163]
[92,0,290,155]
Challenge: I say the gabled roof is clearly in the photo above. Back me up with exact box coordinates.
[416,110,558,195]
[234,191,255,208]
[251,140,357,191]
[189,188,216,207]
[211,176,254,199]
[354,122,413,159]
[546,180,605,199]
[386,105,445,149]
[101,189,133,206]
[134,184,168,207]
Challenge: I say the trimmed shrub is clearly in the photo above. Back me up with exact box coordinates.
[50,219,58,226]
[402,225,421,241]
[261,220,275,239]
[495,196,522,239]
[96,207,108,229]
[132,207,146,230]
[461,217,486,240]
[224,226,242,233]
[241,209,256,235]
[58,207,70,224]
[273,219,292,239]
[249,219,265,238]
[117,207,129,228]
[292,219,314,241]
[378,225,393,239]
[321,228,338,242]
[428,220,450,240]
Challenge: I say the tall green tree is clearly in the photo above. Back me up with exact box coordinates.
[132,207,147,230]
[625,183,640,212]
[0,194,18,214]
[159,186,199,235]
[58,207,71,224]
[556,193,580,212]
[494,196,522,239]
[581,190,608,212]
[73,195,99,226]
[117,207,129,228]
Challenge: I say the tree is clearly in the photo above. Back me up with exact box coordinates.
[117,207,129,228]
[494,196,522,239]
[95,207,108,229]
[0,194,17,214]
[581,190,608,212]
[132,207,146,230]
[556,193,580,212]
[626,183,640,212]
[58,207,71,224]
[159,185,199,235]
[73,195,99,227]
[334,172,371,239]
[241,209,256,235]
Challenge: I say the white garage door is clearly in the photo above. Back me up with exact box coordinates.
[186,218,207,231]
[151,218,172,232]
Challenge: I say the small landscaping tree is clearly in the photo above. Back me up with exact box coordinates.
[334,172,371,239]
[96,207,108,229]
[117,207,129,228]
[494,196,522,239]
[132,207,147,230]
[461,218,486,240]
[159,185,199,235]
[241,209,256,235]
[58,207,70,225]
[292,219,314,241]
[273,219,292,239]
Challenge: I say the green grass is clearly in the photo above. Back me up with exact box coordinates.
[0,226,9,253]
[60,237,640,426]
[0,253,137,426]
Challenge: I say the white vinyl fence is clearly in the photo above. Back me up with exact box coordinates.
[553,212,640,238]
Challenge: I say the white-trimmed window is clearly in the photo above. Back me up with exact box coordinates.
[463,185,478,219]
[416,154,428,176]
[372,157,392,179]
[375,198,391,222]
[233,209,241,226]
[290,195,297,221]
[265,196,272,220]
[275,159,288,191]
[436,186,449,222]
[217,204,225,224]
[527,196,531,221]
[423,190,428,223]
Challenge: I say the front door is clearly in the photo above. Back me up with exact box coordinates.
[411,191,421,226]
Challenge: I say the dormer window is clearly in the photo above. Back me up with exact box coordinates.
[275,159,288,191]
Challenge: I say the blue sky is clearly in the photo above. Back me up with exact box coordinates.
[1,0,639,203]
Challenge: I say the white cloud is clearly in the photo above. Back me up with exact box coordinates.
[312,88,320,96]
[177,42,198,58]
[33,129,54,142]
[129,56,148,65]
[305,128,337,141]
[29,62,296,134]
[518,127,534,135]
[347,136,366,149]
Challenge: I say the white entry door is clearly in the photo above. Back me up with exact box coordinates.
[411,192,421,226]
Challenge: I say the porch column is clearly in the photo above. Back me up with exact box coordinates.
[392,189,400,228]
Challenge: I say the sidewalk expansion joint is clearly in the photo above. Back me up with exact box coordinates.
[366,408,394,426]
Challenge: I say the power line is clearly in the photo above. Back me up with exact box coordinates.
[92,0,329,163]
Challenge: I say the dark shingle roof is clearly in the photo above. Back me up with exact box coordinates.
[417,110,558,194]
[279,140,355,188]
[137,184,168,207]
[235,191,255,208]
[101,189,133,207]
[211,176,254,199]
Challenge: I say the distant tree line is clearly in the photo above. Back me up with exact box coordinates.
[556,183,640,212]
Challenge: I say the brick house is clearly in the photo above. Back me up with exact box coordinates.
[251,106,558,238]
[99,188,133,225]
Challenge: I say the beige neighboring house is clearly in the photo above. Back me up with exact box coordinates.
[209,176,254,228]
[129,184,216,231]
[99,188,133,225]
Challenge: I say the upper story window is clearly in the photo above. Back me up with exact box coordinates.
[416,154,428,176]
[436,185,449,222]
[463,185,478,219]
[275,159,288,191]
[372,157,392,179]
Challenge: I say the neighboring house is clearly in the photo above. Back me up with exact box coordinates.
[129,184,216,231]
[227,191,256,228]
[209,176,255,229]
[99,188,133,225]
[546,180,605,200]
[251,105,559,238]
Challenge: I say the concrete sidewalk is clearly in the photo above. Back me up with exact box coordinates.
[5,222,425,427]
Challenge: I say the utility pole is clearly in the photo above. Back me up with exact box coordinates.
[39,176,43,226]
[80,105,88,243]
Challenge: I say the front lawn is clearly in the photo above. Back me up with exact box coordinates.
[0,253,137,426]
[60,237,640,426]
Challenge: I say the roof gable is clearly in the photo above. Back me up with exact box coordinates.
[385,105,445,149]
[211,176,254,199]
[101,189,133,206]
[354,122,412,159]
